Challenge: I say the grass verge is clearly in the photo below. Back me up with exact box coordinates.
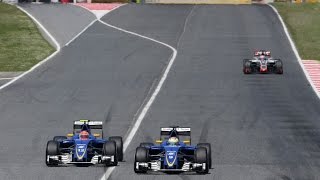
[273,3,320,60]
[0,2,55,71]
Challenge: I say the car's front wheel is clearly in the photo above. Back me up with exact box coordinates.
[197,143,212,169]
[46,140,60,166]
[134,147,149,173]
[195,147,209,174]
[103,141,118,166]
[109,136,123,161]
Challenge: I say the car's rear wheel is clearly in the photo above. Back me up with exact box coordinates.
[46,140,59,166]
[195,147,209,174]
[139,142,154,148]
[243,60,252,74]
[134,147,149,173]
[197,143,212,169]
[275,60,283,74]
[109,136,123,161]
[53,136,67,141]
[103,141,118,166]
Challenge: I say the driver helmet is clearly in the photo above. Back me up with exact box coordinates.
[168,137,179,145]
[79,130,89,140]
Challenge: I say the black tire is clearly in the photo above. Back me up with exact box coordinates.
[103,141,118,166]
[109,136,123,161]
[53,136,67,141]
[195,147,209,174]
[275,60,283,74]
[139,142,154,148]
[197,143,212,169]
[46,140,59,166]
[134,147,149,173]
[243,59,252,74]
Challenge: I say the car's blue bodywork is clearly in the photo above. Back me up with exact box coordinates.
[46,120,119,166]
[148,141,196,169]
[56,123,106,163]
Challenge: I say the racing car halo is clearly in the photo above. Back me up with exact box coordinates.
[134,126,211,174]
[243,50,283,74]
[45,119,123,166]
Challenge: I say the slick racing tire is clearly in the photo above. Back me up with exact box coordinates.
[109,136,123,161]
[53,136,67,141]
[139,142,154,148]
[103,141,118,166]
[243,59,252,74]
[46,140,60,166]
[134,147,149,173]
[195,147,209,174]
[197,143,212,169]
[275,60,283,74]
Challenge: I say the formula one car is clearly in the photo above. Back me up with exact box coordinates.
[134,126,211,174]
[243,50,283,74]
[45,120,123,166]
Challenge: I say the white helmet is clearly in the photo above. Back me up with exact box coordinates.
[168,137,179,145]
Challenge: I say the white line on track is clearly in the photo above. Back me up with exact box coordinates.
[0,78,15,80]
[68,3,127,48]
[65,19,98,46]
[98,19,177,180]
[73,4,178,179]
[0,6,61,91]
[268,4,320,99]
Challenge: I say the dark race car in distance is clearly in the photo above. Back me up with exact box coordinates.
[134,126,211,174]
[45,119,123,166]
[243,50,283,74]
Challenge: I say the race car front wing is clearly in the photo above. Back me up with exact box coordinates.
[135,161,206,172]
[46,154,115,165]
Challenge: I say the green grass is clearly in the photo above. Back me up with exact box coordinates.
[273,3,320,60]
[0,3,55,71]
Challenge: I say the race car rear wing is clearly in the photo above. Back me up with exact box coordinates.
[160,127,191,144]
[160,127,191,136]
[73,120,104,137]
[73,120,103,130]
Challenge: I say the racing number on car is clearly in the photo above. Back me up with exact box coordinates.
[78,148,85,153]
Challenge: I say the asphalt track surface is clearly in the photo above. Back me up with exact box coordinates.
[0,4,320,180]
[0,17,171,179]
[19,4,96,46]
[103,4,320,180]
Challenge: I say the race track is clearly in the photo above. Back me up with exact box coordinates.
[0,4,320,180]
[103,4,320,180]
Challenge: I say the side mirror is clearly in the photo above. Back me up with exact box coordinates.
[155,140,162,144]
[67,133,74,137]
[93,133,100,137]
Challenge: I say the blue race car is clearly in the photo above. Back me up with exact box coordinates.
[46,120,123,166]
[134,127,211,174]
